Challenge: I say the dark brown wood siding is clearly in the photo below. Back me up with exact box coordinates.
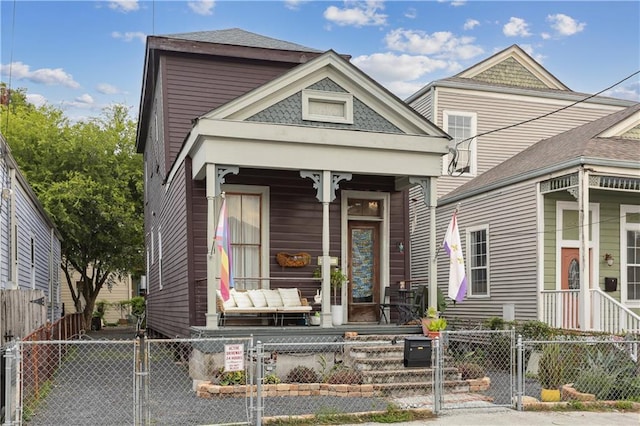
[191,169,410,322]
[146,161,191,337]
[163,53,296,172]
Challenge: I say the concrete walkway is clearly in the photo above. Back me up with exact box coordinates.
[346,408,640,425]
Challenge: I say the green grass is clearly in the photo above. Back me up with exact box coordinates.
[262,405,435,425]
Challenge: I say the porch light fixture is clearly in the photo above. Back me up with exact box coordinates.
[397,241,404,254]
[604,253,614,267]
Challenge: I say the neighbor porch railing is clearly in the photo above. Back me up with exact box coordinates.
[541,288,640,334]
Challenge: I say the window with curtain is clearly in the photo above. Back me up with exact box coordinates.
[443,111,476,175]
[227,193,262,290]
[627,230,640,300]
[468,227,488,296]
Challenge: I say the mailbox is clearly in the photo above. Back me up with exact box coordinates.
[604,277,618,292]
[404,336,432,368]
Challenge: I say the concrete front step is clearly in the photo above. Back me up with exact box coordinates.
[360,366,460,384]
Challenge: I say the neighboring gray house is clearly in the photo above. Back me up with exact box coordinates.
[406,45,637,325]
[0,132,62,342]
[435,104,640,333]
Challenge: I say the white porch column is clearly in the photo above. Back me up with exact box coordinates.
[205,163,220,329]
[428,178,438,311]
[321,170,332,327]
[578,167,591,330]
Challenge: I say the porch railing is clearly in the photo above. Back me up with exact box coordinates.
[591,288,640,334]
[541,288,640,334]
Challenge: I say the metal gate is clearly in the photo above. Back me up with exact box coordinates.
[434,329,516,412]
[3,336,254,425]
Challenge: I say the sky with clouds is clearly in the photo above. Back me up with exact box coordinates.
[1,0,638,122]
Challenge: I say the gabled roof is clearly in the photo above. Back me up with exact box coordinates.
[440,103,640,205]
[163,28,321,53]
[453,44,569,91]
[200,49,448,137]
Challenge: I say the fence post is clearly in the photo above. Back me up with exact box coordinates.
[432,336,441,415]
[255,340,263,426]
[3,344,15,426]
[134,330,149,426]
[516,335,523,411]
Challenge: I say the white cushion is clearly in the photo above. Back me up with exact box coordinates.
[232,291,254,308]
[278,288,302,307]
[217,289,237,309]
[248,289,268,308]
[263,289,284,307]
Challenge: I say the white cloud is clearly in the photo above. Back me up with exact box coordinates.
[541,32,551,40]
[519,44,545,64]
[604,81,640,102]
[284,0,304,10]
[323,1,387,27]
[404,8,417,19]
[451,0,466,6]
[547,13,586,36]
[463,19,479,30]
[503,17,531,37]
[384,29,484,60]
[26,93,47,108]
[188,0,215,16]
[353,52,449,82]
[108,1,139,13]
[96,83,120,95]
[75,94,94,105]
[0,61,80,88]
[111,31,146,43]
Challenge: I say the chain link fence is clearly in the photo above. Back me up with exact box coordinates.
[517,335,640,407]
[7,330,638,424]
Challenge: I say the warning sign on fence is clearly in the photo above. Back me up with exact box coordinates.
[224,343,244,372]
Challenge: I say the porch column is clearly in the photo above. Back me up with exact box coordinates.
[428,178,438,311]
[321,170,332,327]
[205,164,239,329]
[578,167,591,330]
[205,163,220,329]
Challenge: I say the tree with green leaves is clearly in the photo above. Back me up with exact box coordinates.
[1,85,143,328]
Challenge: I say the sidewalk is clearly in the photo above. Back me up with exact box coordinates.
[345,408,640,425]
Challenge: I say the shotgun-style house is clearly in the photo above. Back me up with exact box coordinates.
[135,29,449,338]
[0,132,62,345]
[436,104,640,333]
[406,45,637,325]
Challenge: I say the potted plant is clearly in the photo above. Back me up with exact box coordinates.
[309,311,321,326]
[314,266,347,325]
[538,343,563,402]
[422,306,447,337]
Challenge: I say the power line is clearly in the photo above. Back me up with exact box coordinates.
[447,69,640,176]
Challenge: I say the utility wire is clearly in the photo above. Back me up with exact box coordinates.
[447,69,640,176]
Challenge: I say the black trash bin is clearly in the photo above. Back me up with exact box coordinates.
[91,316,102,331]
[404,336,432,367]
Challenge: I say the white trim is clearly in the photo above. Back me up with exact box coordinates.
[554,200,600,290]
[442,110,477,176]
[302,89,353,124]
[221,184,271,286]
[157,227,163,290]
[536,182,545,321]
[341,190,390,306]
[466,224,490,298]
[621,204,640,307]
[598,110,640,137]
[436,86,624,112]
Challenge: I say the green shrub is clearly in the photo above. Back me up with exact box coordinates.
[286,366,319,383]
[264,373,281,384]
[539,343,563,389]
[573,346,640,400]
[215,368,246,386]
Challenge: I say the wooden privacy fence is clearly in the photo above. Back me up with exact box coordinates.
[1,289,48,346]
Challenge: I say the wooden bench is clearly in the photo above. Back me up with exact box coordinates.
[216,288,312,326]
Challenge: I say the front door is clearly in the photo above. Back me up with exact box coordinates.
[560,248,592,329]
[348,221,380,322]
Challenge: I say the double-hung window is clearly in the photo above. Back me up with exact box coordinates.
[443,111,477,176]
[467,225,489,297]
[622,205,640,304]
[224,186,269,290]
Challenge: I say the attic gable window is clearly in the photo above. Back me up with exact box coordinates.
[302,90,353,124]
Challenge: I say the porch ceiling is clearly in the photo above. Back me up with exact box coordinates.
[187,119,449,180]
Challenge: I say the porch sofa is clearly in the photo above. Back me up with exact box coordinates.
[216,288,312,326]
